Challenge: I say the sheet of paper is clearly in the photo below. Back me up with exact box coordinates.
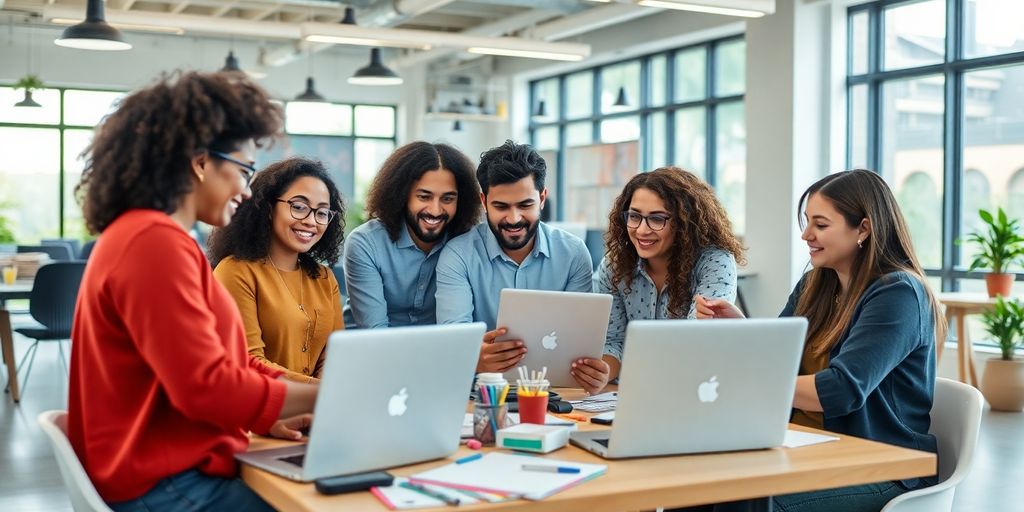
[411,452,606,500]
[371,478,445,510]
[783,429,840,448]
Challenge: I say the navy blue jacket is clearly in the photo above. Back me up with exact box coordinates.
[782,271,938,489]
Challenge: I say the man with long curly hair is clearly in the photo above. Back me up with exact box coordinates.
[436,140,605,392]
[343,141,482,328]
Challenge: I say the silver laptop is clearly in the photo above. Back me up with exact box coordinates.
[495,289,612,387]
[570,318,806,458]
[236,323,485,481]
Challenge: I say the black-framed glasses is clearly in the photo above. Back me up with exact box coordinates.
[622,211,670,231]
[276,199,338,225]
[208,150,257,186]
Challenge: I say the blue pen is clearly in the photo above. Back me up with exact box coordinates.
[521,464,581,474]
[455,453,483,464]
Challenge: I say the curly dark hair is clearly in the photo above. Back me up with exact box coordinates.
[206,158,345,279]
[605,167,746,317]
[477,140,546,194]
[76,70,282,234]
[364,141,481,241]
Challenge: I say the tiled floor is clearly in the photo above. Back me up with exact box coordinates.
[1,327,1022,511]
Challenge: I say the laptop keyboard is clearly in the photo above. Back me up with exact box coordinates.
[278,454,305,468]
[593,438,610,448]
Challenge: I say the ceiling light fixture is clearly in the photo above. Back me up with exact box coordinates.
[452,120,463,132]
[54,0,132,51]
[534,99,548,118]
[466,47,584,61]
[49,18,185,35]
[221,51,241,72]
[613,87,629,107]
[294,49,326,102]
[636,0,772,18]
[348,48,403,86]
[302,22,589,61]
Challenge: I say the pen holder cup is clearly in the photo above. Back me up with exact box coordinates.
[517,392,549,424]
[472,402,514,446]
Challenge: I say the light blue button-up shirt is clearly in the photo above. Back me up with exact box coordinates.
[435,222,593,330]
[342,219,447,328]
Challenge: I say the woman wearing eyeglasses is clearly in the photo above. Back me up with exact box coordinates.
[586,167,746,390]
[70,71,317,511]
[208,157,346,384]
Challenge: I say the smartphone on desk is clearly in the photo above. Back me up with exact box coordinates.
[314,471,394,495]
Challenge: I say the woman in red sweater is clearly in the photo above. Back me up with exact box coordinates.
[69,71,317,511]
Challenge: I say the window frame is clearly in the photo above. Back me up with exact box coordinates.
[0,83,396,239]
[528,34,745,222]
[847,0,1024,291]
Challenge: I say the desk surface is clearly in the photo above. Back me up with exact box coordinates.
[0,282,32,300]
[241,389,936,511]
[937,292,1002,308]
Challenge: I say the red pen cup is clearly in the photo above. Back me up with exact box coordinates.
[518,391,549,424]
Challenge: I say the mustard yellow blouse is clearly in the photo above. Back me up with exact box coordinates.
[214,256,344,383]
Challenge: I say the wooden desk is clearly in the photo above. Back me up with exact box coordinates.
[937,292,1011,388]
[0,281,32,403]
[241,390,935,511]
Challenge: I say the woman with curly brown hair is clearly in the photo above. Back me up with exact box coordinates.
[69,71,316,511]
[208,157,346,383]
[587,167,745,389]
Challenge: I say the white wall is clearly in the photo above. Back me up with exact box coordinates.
[0,25,402,108]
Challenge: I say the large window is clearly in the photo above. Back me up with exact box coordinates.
[848,0,1024,290]
[0,85,395,243]
[529,36,746,233]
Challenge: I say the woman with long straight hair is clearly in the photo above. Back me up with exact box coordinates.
[697,169,946,511]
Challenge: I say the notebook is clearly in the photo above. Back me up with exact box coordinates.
[410,452,606,500]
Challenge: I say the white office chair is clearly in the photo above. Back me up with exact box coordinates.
[37,410,113,512]
[880,378,984,512]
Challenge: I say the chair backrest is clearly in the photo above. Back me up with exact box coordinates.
[36,410,113,512]
[29,262,87,334]
[79,240,97,261]
[584,229,606,270]
[18,244,75,261]
[881,377,984,512]
[42,239,82,260]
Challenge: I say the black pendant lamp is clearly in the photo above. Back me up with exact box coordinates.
[613,86,629,108]
[348,48,403,86]
[295,77,326,102]
[534,99,548,118]
[221,51,241,72]
[54,0,132,51]
[452,120,463,132]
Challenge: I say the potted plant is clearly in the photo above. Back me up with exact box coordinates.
[965,207,1024,297]
[979,296,1024,411]
[13,74,45,108]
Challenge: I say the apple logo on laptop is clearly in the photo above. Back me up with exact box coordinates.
[388,387,408,416]
[541,331,558,350]
[697,376,719,403]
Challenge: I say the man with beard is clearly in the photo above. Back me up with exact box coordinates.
[437,140,606,388]
[343,142,482,328]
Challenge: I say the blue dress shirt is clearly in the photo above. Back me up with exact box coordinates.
[342,219,446,328]
[435,222,593,330]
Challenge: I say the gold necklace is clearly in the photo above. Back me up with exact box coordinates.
[269,258,313,354]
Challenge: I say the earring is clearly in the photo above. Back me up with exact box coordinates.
[857,239,863,249]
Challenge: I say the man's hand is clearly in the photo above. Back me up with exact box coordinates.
[477,327,526,373]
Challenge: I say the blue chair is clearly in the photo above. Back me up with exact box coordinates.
[79,240,97,261]
[18,244,75,261]
[42,239,82,260]
[584,229,606,270]
[5,262,86,398]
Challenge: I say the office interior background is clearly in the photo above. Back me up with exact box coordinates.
[0,0,1022,510]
